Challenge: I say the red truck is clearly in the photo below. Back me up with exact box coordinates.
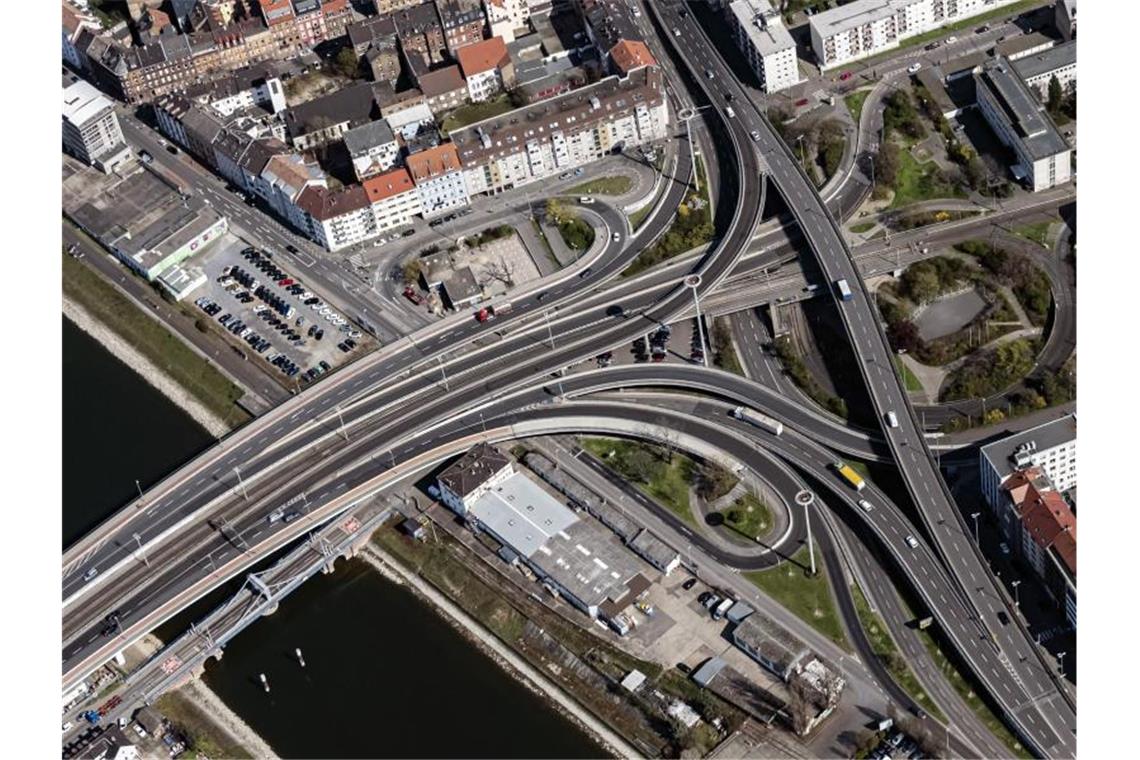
[475,302,512,322]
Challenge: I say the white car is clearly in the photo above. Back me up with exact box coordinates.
[945,35,958,44]
[905,535,919,549]
[63,722,73,733]
[612,232,621,242]
[907,62,922,74]
[579,196,594,204]
[750,130,761,142]
[858,499,874,513]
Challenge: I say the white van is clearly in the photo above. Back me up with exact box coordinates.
[886,411,899,428]
[858,499,874,513]
[725,106,736,119]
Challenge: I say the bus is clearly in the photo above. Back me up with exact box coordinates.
[831,461,866,491]
[731,406,784,436]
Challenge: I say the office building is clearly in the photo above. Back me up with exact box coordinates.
[62,77,131,172]
[975,57,1071,191]
[726,0,800,93]
[1013,40,1076,100]
[810,0,1021,70]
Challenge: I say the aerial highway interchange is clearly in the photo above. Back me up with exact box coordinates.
[62,2,1076,757]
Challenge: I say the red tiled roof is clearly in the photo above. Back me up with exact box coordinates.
[363,167,416,203]
[1016,486,1076,575]
[456,36,510,78]
[609,39,656,75]
[406,143,462,182]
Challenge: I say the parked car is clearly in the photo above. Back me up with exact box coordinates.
[682,578,698,590]
[907,62,923,74]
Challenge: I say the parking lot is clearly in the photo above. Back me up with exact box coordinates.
[583,316,705,372]
[191,237,374,386]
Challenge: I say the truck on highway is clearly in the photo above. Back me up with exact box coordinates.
[475,302,513,322]
[731,406,784,436]
[835,278,853,301]
[832,461,866,491]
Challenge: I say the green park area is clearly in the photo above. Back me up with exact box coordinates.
[745,546,849,650]
[568,175,633,196]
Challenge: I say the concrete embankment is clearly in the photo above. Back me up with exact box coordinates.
[360,544,637,759]
[64,296,230,437]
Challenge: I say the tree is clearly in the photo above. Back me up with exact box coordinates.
[693,459,738,501]
[620,446,664,484]
[1046,74,1064,116]
[887,318,921,353]
[401,257,422,285]
[333,47,359,79]
[901,263,941,303]
[544,198,573,225]
[873,142,901,188]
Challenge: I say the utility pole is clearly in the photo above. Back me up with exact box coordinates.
[1011,579,1022,608]
[970,511,981,547]
[544,309,556,350]
[796,491,817,576]
[135,479,145,503]
[685,274,709,367]
[437,355,449,391]
[133,533,148,567]
[234,467,248,500]
[335,405,349,441]
[795,134,806,172]
[1057,651,1067,674]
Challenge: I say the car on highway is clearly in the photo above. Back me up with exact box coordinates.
[907,62,922,74]
[858,499,874,512]
[673,27,681,36]
[536,291,548,302]
[611,231,621,242]
[283,511,301,524]
[165,144,179,155]
[905,535,919,549]
[750,130,761,142]
[579,196,594,204]
[886,411,899,428]
[682,578,698,591]
[997,611,1010,626]
[83,568,98,582]
[579,267,592,278]
[705,69,715,79]
[138,150,153,164]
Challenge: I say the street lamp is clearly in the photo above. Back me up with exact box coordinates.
[1011,579,1022,608]
[685,274,709,368]
[133,533,149,567]
[1057,651,1067,675]
[234,467,248,501]
[970,512,981,547]
[795,490,817,576]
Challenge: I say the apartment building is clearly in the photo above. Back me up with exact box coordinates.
[979,413,1076,512]
[393,2,449,68]
[810,0,1021,70]
[62,77,132,172]
[1054,0,1075,40]
[343,119,401,180]
[727,0,800,94]
[417,65,469,115]
[282,81,379,149]
[456,36,513,102]
[406,143,471,218]
[363,167,424,231]
[1013,40,1076,100]
[437,0,488,55]
[607,39,656,78]
[186,64,288,116]
[452,65,667,195]
[975,57,1071,192]
[62,0,102,71]
[484,0,530,43]
[295,184,378,251]
[371,0,425,13]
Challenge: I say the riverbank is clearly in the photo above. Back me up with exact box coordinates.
[63,297,230,438]
[360,543,635,758]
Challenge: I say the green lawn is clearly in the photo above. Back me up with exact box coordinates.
[895,356,924,392]
[1013,221,1053,247]
[912,622,1033,758]
[850,585,947,722]
[723,493,773,542]
[567,175,633,196]
[580,437,697,527]
[889,147,965,209]
[63,253,251,428]
[845,90,871,123]
[556,216,595,251]
[440,95,514,136]
[745,546,850,651]
[622,154,713,277]
[850,220,876,234]
[156,690,252,759]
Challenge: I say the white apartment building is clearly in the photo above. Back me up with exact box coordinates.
[407,143,472,218]
[810,0,1021,70]
[62,78,132,173]
[975,58,1071,192]
[386,103,436,140]
[726,0,800,94]
[343,119,401,180]
[204,74,288,117]
[295,184,379,252]
[1013,40,1076,100]
[484,0,530,43]
[452,65,668,196]
[979,414,1076,512]
[363,167,424,231]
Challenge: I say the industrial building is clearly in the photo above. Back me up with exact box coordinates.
[809,0,1022,70]
[974,58,1071,192]
[436,446,653,622]
[726,0,800,94]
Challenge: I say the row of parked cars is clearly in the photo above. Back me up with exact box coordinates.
[869,730,926,760]
[427,207,473,228]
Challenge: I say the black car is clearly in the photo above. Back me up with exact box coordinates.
[286,244,299,254]
[319,360,331,371]
[579,267,593,278]
[536,291,548,301]
[697,591,712,605]
[402,229,416,237]
[682,578,698,591]
[997,611,1010,626]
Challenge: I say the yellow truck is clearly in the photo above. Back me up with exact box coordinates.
[832,461,866,492]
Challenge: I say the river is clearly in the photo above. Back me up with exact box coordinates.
[63,317,602,758]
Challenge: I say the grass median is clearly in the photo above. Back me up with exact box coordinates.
[850,584,947,722]
[895,356,924,392]
[568,175,633,196]
[63,253,250,428]
[745,546,850,651]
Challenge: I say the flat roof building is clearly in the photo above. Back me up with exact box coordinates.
[994,31,1055,62]
[629,529,681,575]
[1013,40,1076,100]
[975,57,1071,192]
[979,413,1076,512]
[726,0,800,94]
[62,77,131,173]
[810,0,1022,70]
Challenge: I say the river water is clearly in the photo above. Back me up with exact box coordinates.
[63,317,602,758]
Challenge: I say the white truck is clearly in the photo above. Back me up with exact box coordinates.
[713,597,733,620]
[731,406,784,436]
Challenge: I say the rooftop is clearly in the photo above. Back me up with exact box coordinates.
[406,142,463,181]
[1012,39,1076,81]
[582,0,643,53]
[691,657,728,688]
[294,183,371,221]
[729,0,796,57]
[62,78,115,127]
[810,0,902,38]
[449,66,663,167]
[467,470,578,558]
[342,119,397,156]
[418,64,466,97]
[283,81,378,137]
[362,167,416,203]
[1014,483,1076,577]
[456,36,511,78]
[994,31,1056,60]
[732,612,811,678]
[392,2,443,35]
[977,58,1069,160]
[608,39,657,75]
[628,529,678,568]
[981,413,1075,481]
[437,443,512,500]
